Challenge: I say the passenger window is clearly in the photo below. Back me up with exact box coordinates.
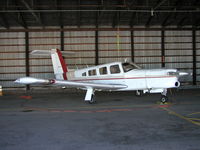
[110,65,121,74]
[82,72,86,76]
[99,67,107,75]
[88,69,96,76]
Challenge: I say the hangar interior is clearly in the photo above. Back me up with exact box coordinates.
[1,1,200,150]
[0,0,200,90]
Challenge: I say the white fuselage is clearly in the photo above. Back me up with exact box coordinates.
[66,62,179,92]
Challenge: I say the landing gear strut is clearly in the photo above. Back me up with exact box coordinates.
[135,90,143,96]
[160,89,168,103]
[85,88,96,104]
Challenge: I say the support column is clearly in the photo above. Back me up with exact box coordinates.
[95,29,99,65]
[130,29,134,62]
[25,31,30,90]
[161,29,165,68]
[60,25,64,51]
[192,28,196,85]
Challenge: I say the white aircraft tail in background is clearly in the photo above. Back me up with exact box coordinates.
[15,49,189,104]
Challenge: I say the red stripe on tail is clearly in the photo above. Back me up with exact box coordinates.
[56,49,68,80]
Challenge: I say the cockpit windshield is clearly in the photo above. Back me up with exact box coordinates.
[122,62,141,72]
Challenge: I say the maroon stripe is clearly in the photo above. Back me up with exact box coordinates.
[56,49,68,80]
[71,76,175,82]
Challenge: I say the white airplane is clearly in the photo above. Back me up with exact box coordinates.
[15,49,189,104]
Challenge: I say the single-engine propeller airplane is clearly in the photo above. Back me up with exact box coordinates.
[15,49,189,104]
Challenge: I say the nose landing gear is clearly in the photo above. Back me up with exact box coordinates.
[135,90,143,96]
[160,89,168,103]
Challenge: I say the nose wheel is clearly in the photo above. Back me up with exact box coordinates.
[135,90,143,96]
[160,89,168,103]
[160,95,168,103]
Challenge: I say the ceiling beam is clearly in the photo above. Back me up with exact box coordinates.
[95,11,99,27]
[77,0,81,27]
[145,0,168,27]
[162,13,172,26]
[129,12,136,27]
[0,13,9,29]
[153,0,168,10]
[18,12,27,28]
[112,0,125,28]
[145,15,153,27]
[194,17,200,27]
[112,11,120,28]
[174,0,196,27]
[56,0,63,26]
[161,0,182,27]
[97,0,105,25]
[177,16,187,27]
[9,12,27,28]
[13,0,27,28]
[20,0,43,26]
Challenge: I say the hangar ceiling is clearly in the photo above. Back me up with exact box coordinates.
[0,0,200,29]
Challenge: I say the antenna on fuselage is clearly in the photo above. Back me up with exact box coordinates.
[124,58,128,63]
[75,64,79,70]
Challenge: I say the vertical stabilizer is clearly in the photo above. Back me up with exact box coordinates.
[31,49,68,80]
[50,49,68,80]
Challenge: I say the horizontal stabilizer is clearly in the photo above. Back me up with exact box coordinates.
[31,50,75,56]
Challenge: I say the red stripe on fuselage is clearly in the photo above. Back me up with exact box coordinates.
[71,76,176,82]
[56,49,68,80]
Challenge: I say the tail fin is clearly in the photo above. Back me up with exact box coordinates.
[31,49,72,80]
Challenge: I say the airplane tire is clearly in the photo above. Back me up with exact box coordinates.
[88,94,96,104]
[160,96,168,103]
[136,90,142,96]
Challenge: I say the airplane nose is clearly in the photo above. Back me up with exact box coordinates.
[14,79,20,83]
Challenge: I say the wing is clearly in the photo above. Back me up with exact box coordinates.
[15,77,127,90]
[53,80,127,90]
[15,77,127,102]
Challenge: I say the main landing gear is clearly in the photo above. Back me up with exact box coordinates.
[85,88,96,104]
[88,94,96,104]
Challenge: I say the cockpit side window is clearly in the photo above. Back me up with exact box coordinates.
[110,65,121,74]
[82,72,86,76]
[122,63,140,72]
[88,69,96,76]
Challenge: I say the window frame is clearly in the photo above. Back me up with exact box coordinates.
[88,69,97,76]
[99,67,108,75]
[110,64,121,74]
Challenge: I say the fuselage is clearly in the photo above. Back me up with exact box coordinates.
[14,49,189,104]
[66,62,180,91]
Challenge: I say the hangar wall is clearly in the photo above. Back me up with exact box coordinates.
[197,31,200,82]
[0,27,199,89]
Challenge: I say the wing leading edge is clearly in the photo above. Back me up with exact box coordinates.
[15,77,127,90]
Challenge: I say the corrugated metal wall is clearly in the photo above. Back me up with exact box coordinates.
[165,30,193,84]
[0,27,199,89]
[0,32,25,89]
[99,30,131,64]
[134,30,161,69]
[196,30,200,84]
[29,31,60,79]
[64,31,95,69]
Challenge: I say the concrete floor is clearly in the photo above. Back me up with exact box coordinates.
[0,89,200,150]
